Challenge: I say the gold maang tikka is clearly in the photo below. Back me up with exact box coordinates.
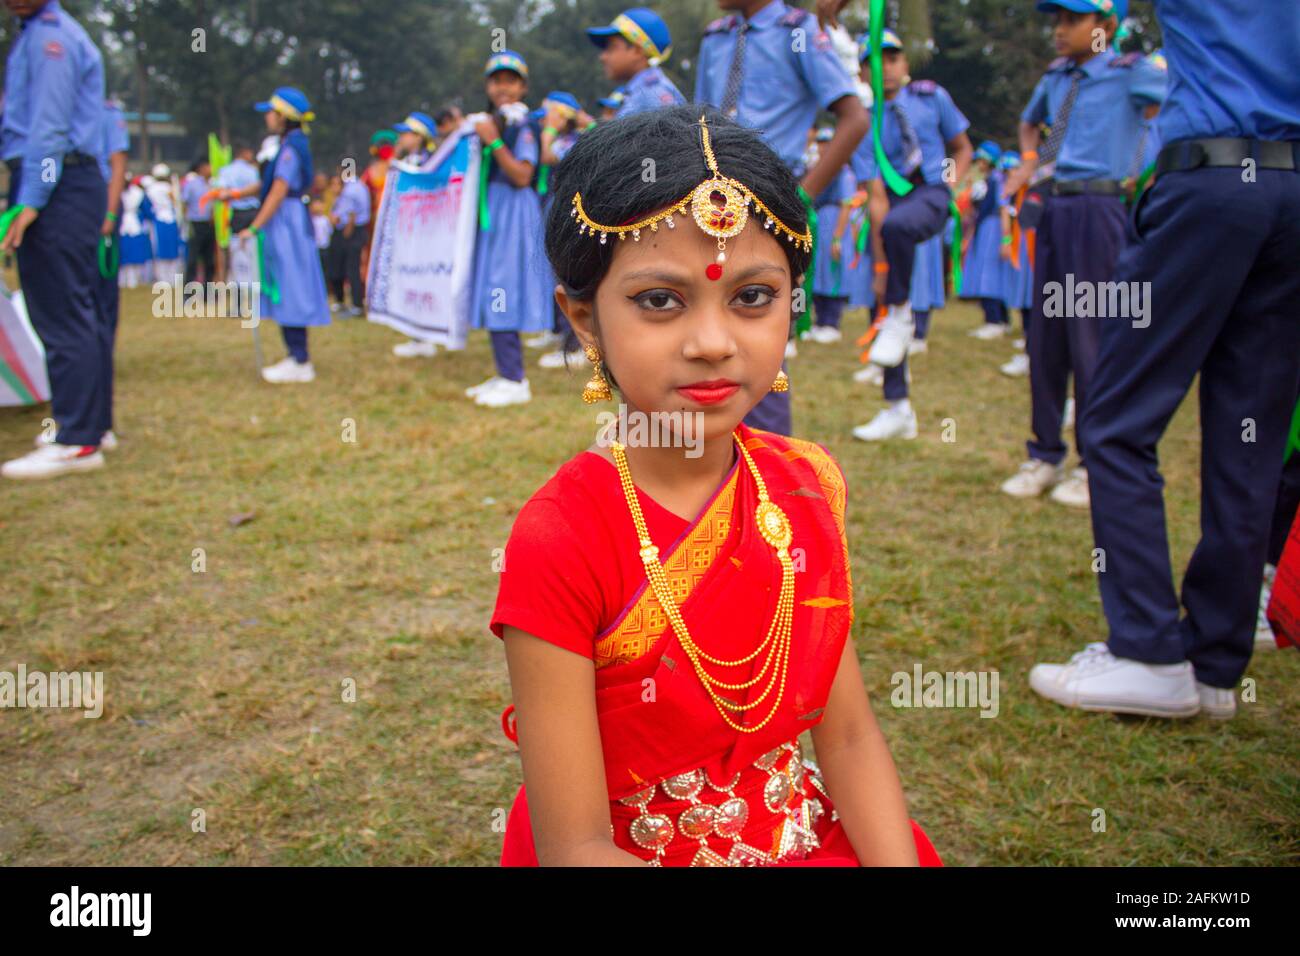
[570,116,812,281]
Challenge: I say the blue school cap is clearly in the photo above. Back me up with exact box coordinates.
[598,88,627,109]
[1035,0,1126,19]
[254,87,314,121]
[543,91,582,115]
[999,151,1022,170]
[587,8,673,65]
[858,29,903,62]
[485,50,529,79]
[975,140,1002,164]
[394,111,436,140]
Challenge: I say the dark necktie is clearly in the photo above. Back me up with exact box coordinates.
[721,23,749,118]
[1039,68,1082,173]
[891,100,923,176]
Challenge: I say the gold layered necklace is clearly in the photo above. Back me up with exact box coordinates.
[610,430,796,733]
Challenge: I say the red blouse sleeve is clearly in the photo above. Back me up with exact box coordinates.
[490,495,604,660]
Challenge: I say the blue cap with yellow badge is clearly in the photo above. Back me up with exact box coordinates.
[1035,0,1127,19]
[543,91,582,117]
[859,28,903,62]
[255,87,315,123]
[587,8,673,66]
[485,50,528,79]
[976,141,1003,164]
[598,88,627,109]
[394,111,436,141]
[999,151,1022,170]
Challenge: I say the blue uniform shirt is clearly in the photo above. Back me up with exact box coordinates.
[180,173,210,222]
[1,0,105,209]
[1022,49,1167,182]
[1152,0,1300,144]
[866,81,969,187]
[694,0,855,172]
[617,65,686,117]
[813,163,856,208]
[333,178,370,229]
[215,158,259,210]
[97,100,129,182]
[850,129,878,184]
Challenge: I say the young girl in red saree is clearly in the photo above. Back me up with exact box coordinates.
[491,105,940,867]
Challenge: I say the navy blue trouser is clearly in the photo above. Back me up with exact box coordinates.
[744,364,792,436]
[1026,192,1127,467]
[981,298,1008,325]
[881,183,950,305]
[1082,165,1300,687]
[11,161,108,446]
[490,330,525,382]
[95,218,121,434]
[813,294,846,328]
[883,311,929,401]
[280,325,309,362]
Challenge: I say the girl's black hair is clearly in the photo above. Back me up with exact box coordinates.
[545,105,811,301]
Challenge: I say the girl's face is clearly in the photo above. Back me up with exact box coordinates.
[562,216,794,444]
[486,71,527,108]
[1054,11,1109,58]
[264,110,286,133]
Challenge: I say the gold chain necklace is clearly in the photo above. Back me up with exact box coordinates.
[610,430,795,733]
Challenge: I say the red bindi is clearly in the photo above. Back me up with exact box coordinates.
[706,263,723,281]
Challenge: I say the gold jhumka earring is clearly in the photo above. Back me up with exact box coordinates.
[582,344,613,404]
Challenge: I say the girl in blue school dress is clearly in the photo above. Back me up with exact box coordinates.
[465,51,553,408]
[998,151,1034,376]
[231,86,331,384]
[960,141,1015,339]
[808,142,857,345]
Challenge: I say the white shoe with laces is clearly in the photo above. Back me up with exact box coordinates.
[907,338,928,356]
[1029,642,1201,717]
[1049,467,1090,509]
[475,377,532,407]
[37,429,118,451]
[465,376,504,398]
[1000,353,1030,377]
[538,348,583,369]
[853,363,884,385]
[852,405,918,442]
[3,442,104,480]
[1000,459,1063,498]
[806,325,843,344]
[868,303,914,368]
[525,331,560,350]
[393,339,438,358]
[262,357,315,383]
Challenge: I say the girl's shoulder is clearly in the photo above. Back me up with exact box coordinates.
[742,426,848,530]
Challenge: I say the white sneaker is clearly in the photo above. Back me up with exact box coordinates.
[36,428,118,451]
[1063,397,1076,430]
[1029,642,1200,718]
[1000,459,1064,498]
[465,376,504,398]
[1049,467,1090,509]
[853,363,884,385]
[1197,682,1237,719]
[329,302,344,313]
[475,377,532,407]
[262,357,315,383]
[785,339,799,359]
[969,323,1007,340]
[868,303,914,368]
[1000,353,1030,377]
[852,405,918,442]
[907,338,928,356]
[1013,338,1026,350]
[538,348,583,370]
[393,339,438,358]
[3,442,104,480]
[525,331,560,350]
[806,325,842,344]
[1255,564,1277,648]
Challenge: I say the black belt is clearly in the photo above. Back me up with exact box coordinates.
[5,150,97,171]
[1051,178,1123,197]
[1156,138,1300,176]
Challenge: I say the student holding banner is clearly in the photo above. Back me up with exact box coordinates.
[231,86,331,384]
[465,51,551,408]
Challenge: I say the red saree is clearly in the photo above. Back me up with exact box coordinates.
[491,424,941,867]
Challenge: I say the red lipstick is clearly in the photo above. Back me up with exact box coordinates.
[677,379,740,405]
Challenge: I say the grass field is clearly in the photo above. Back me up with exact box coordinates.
[1,287,1296,866]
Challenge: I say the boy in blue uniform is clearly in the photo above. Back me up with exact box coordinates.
[694,0,868,436]
[998,0,1165,508]
[1031,0,1300,718]
[1,0,109,481]
[327,163,371,317]
[587,7,685,117]
[852,30,972,443]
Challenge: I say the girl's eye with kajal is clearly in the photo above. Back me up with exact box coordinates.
[632,290,684,312]
[732,285,778,309]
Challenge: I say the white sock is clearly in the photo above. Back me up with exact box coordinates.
[890,399,912,416]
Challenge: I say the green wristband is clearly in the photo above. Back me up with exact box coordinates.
[1001,235,1013,245]
[488,138,505,152]
[542,126,559,137]
[583,122,598,132]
